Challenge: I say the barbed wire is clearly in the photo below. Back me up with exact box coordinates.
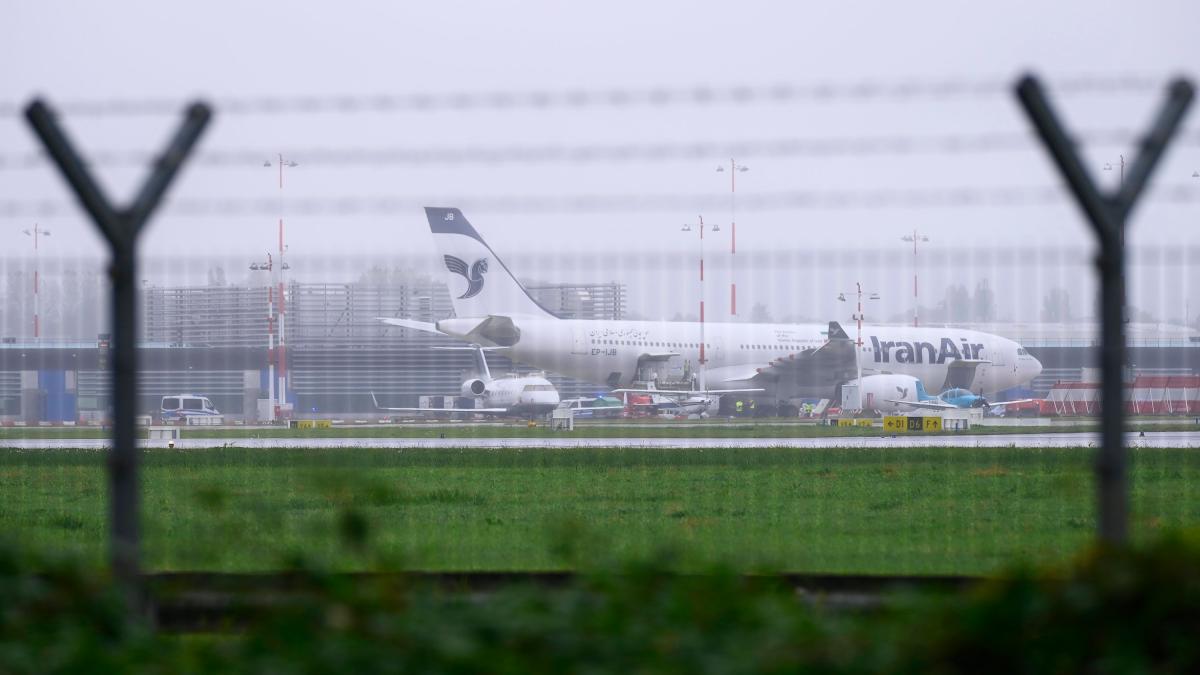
[3,129,1196,171]
[3,246,1197,275]
[0,74,1173,118]
[4,184,1199,219]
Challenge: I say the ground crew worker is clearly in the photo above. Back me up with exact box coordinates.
[735,400,744,415]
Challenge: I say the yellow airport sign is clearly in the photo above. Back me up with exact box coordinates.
[882,415,943,432]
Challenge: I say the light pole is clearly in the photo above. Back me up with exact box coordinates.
[249,253,276,422]
[716,159,748,317]
[1104,155,1127,253]
[22,224,50,341]
[901,230,929,327]
[1191,170,1198,328]
[682,215,719,392]
[837,283,880,407]
[263,154,298,420]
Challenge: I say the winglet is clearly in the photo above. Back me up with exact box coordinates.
[827,321,850,340]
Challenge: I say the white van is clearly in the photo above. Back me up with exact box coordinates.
[160,394,222,424]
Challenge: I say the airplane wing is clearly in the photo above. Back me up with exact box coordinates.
[370,392,508,414]
[887,398,958,411]
[611,387,764,396]
[377,317,446,335]
[637,351,681,360]
[989,398,1039,407]
[742,321,859,399]
[376,406,512,414]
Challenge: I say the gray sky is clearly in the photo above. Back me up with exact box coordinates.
[2,1,1199,325]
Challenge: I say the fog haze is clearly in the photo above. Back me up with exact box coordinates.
[2,1,1198,327]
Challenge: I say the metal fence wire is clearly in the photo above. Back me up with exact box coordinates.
[1,72,1196,608]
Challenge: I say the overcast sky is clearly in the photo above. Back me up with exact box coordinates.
[2,1,1198,325]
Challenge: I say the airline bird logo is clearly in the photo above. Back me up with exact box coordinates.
[444,255,489,299]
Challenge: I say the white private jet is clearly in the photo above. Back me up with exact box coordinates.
[382,207,1043,409]
[371,344,560,417]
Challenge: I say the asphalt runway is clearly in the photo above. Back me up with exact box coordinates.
[4,431,1200,450]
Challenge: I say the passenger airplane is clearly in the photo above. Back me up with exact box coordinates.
[371,344,560,417]
[383,207,1042,411]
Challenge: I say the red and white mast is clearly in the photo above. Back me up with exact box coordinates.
[718,159,748,317]
[683,215,713,392]
[23,224,50,341]
[261,154,297,421]
[902,229,929,327]
[276,157,288,415]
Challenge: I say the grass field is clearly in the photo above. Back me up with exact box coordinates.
[3,446,1197,574]
[3,418,1199,440]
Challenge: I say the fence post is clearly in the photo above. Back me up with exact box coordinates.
[1015,75,1193,544]
[23,99,212,603]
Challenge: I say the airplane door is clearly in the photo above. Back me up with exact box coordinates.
[571,326,589,355]
[976,363,991,392]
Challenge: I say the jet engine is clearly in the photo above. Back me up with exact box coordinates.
[461,378,488,398]
[857,374,921,413]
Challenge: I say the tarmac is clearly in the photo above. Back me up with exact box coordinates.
[4,431,1200,450]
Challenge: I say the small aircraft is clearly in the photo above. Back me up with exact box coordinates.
[610,383,764,417]
[885,380,1035,411]
[557,395,625,418]
[371,344,560,417]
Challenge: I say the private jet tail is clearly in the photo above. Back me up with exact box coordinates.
[425,207,558,320]
[430,344,498,380]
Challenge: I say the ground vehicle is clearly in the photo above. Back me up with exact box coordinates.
[160,394,221,423]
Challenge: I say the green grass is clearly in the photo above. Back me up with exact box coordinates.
[4,418,1199,440]
[2,446,1197,574]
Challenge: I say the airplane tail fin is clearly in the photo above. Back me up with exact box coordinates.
[425,207,557,319]
[915,379,931,401]
[471,344,492,381]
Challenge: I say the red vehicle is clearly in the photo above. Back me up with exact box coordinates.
[623,393,656,418]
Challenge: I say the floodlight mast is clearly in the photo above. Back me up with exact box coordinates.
[1103,154,1127,270]
[901,230,929,327]
[838,282,880,408]
[22,224,50,341]
[682,215,719,392]
[716,159,749,316]
[262,154,298,422]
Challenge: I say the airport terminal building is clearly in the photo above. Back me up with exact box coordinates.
[1,279,627,423]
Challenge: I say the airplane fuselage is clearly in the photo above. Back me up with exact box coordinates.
[437,317,1042,400]
[477,374,561,415]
